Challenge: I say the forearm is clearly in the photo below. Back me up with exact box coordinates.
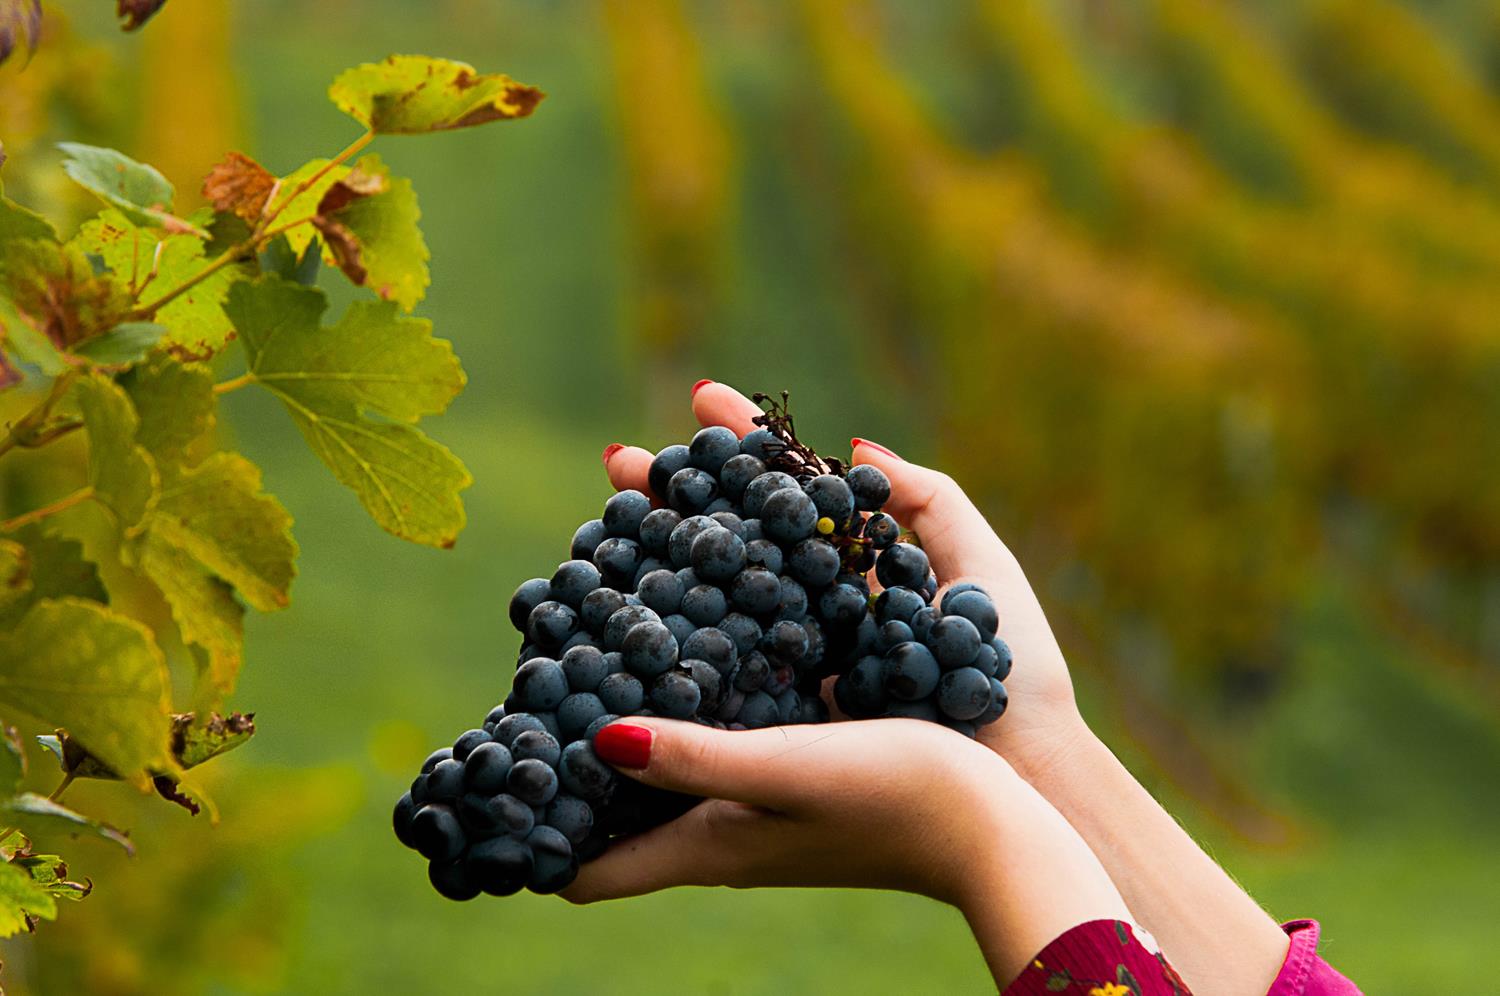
[957,758,1135,988]
[1014,723,1289,995]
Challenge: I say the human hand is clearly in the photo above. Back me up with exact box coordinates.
[561,716,1131,985]
[600,380,1091,780]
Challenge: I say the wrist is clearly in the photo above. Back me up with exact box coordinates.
[986,708,1102,794]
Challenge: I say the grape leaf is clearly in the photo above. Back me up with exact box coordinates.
[71,210,242,359]
[259,233,322,286]
[314,154,429,311]
[328,55,543,134]
[117,0,167,31]
[57,143,186,232]
[0,0,40,69]
[9,853,92,902]
[42,711,253,779]
[0,724,23,795]
[72,322,165,365]
[202,151,276,223]
[225,277,470,547]
[0,539,30,618]
[0,861,56,937]
[0,598,174,783]
[273,159,349,260]
[128,454,297,695]
[76,373,159,534]
[0,181,56,245]
[1,793,133,852]
[0,291,69,377]
[0,527,107,630]
[0,238,134,351]
[121,352,216,466]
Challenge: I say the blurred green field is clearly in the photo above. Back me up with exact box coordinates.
[7,1,1500,992]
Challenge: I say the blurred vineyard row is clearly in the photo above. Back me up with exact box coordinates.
[609,0,1500,717]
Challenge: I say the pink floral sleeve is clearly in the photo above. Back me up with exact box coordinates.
[1268,920,1362,996]
[1003,918,1362,996]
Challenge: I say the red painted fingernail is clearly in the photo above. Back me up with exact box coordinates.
[691,379,713,398]
[851,437,902,461]
[601,443,624,466]
[594,722,652,769]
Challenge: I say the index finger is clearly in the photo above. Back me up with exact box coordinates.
[691,380,763,438]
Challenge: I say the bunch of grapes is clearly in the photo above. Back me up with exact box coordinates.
[393,394,1011,900]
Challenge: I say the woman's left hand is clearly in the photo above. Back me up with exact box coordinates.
[562,716,1132,988]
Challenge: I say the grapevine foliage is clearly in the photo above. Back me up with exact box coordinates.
[0,54,541,939]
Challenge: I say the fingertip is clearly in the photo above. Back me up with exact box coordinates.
[850,437,903,464]
[603,444,656,497]
[691,378,713,398]
[601,442,624,466]
[691,381,763,437]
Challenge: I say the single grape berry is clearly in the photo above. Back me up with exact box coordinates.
[509,578,551,633]
[804,474,855,524]
[847,464,891,511]
[545,793,596,845]
[681,583,729,626]
[690,525,747,583]
[864,512,900,549]
[623,620,678,678]
[513,658,569,711]
[666,467,719,514]
[883,641,941,701]
[741,471,799,518]
[787,539,840,588]
[668,515,716,569]
[393,792,419,849]
[689,425,741,473]
[603,489,651,538]
[729,567,781,615]
[638,508,683,557]
[411,804,466,862]
[527,601,579,651]
[526,824,579,894]
[511,729,562,767]
[464,741,514,794]
[636,568,685,615]
[936,667,992,721]
[944,588,1000,637]
[602,604,660,651]
[558,740,616,800]
[761,488,818,544]
[874,543,930,592]
[739,427,780,461]
[593,536,644,588]
[927,615,982,670]
[597,672,645,714]
[580,587,627,635]
[451,728,491,761]
[429,860,481,901]
[507,757,560,806]
[557,692,607,742]
[719,453,766,499]
[425,758,466,801]
[549,560,602,608]
[561,645,610,693]
[650,669,702,719]
[648,444,692,498]
[467,835,533,897]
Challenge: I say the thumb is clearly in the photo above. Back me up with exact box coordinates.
[592,718,824,808]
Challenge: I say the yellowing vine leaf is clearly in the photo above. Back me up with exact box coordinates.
[0,527,108,629]
[224,277,470,547]
[0,181,56,245]
[128,454,297,696]
[1,793,133,852]
[122,353,217,466]
[72,210,242,359]
[202,151,277,223]
[0,539,30,617]
[57,144,189,233]
[328,55,543,134]
[0,861,56,938]
[76,373,159,534]
[0,598,174,784]
[0,239,134,351]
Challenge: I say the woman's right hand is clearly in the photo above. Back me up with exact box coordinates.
[561,716,1132,988]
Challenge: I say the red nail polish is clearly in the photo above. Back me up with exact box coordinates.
[851,437,902,461]
[691,379,713,398]
[594,723,652,769]
[601,443,624,466]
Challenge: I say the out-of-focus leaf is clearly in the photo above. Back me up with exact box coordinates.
[121,352,216,465]
[0,527,108,629]
[312,154,430,310]
[258,233,321,286]
[0,724,24,796]
[72,210,242,359]
[0,540,31,619]
[57,144,182,231]
[328,55,543,134]
[0,793,133,852]
[0,599,174,785]
[225,277,470,547]
[202,151,277,223]
[72,322,165,365]
[0,860,56,937]
[76,373,159,533]
[0,292,69,377]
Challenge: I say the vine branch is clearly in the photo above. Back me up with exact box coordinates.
[1,487,94,533]
[0,370,81,460]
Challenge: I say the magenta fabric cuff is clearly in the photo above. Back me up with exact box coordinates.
[1268,920,1362,995]
[1002,919,1190,994]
